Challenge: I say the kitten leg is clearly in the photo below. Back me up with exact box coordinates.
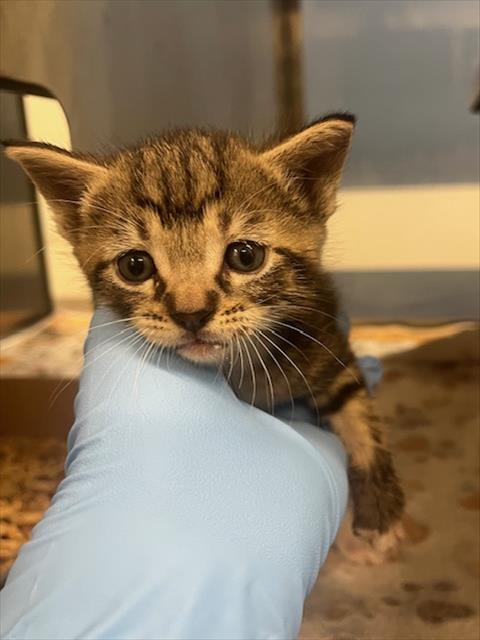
[318,371,405,562]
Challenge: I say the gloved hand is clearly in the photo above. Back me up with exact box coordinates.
[1,308,348,640]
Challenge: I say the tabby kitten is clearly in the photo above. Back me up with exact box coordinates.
[4,114,404,560]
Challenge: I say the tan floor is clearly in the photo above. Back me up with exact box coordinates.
[300,328,480,640]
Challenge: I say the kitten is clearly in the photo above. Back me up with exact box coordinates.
[4,114,404,561]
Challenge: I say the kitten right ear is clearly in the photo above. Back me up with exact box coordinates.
[3,141,108,240]
[261,114,355,218]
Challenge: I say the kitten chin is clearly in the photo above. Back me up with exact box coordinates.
[176,339,225,365]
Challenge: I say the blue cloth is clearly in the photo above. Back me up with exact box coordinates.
[1,308,348,640]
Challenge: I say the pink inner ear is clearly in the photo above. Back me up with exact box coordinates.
[5,146,106,196]
[5,145,108,241]
[261,119,354,218]
[261,122,353,187]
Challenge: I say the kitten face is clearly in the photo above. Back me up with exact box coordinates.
[4,116,354,366]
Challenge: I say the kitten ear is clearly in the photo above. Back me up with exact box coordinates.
[3,142,108,240]
[262,114,355,217]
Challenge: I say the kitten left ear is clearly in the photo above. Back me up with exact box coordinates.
[261,114,355,217]
[2,141,108,241]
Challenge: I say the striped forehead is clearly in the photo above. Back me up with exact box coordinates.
[126,187,294,266]
[143,201,225,272]
[128,137,225,229]
[94,133,314,257]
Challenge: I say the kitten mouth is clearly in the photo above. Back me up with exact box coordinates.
[176,338,224,363]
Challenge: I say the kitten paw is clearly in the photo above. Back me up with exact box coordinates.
[334,509,404,565]
[356,520,404,557]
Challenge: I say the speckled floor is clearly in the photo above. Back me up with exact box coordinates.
[300,327,480,640]
[1,314,479,639]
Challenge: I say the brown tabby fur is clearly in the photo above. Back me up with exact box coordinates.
[4,114,404,558]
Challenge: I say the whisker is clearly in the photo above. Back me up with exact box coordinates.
[245,331,275,414]
[132,331,157,407]
[86,316,146,333]
[239,331,256,408]
[75,332,146,425]
[48,326,139,407]
[230,183,276,220]
[263,305,341,347]
[253,326,321,425]
[253,328,295,422]
[226,339,236,383]
[262,326,310,362]
[268,319,359,384]
[236,335,245,389]
[25,246,46,263]
[284,303,342,324]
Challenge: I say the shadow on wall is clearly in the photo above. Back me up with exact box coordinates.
[0,0,276,150]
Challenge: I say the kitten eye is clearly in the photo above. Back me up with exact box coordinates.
[117,250,156,283]
[225,241,265,273]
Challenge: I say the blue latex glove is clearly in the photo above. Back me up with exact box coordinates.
[1,308,348,640]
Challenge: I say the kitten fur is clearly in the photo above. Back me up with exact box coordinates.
[4,114,404,560]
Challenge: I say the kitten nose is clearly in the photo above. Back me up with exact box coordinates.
[170,307,215,333]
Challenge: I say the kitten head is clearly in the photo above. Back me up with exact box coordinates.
[4,114,354,365]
